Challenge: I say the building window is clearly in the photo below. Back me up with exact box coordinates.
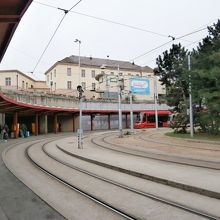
[92,83,96,90]
[91,70,95,78]
[67,68,71,76]
[119,72,123,76]
[111,72,114,75]
[67,81,72,89]
[54,82,56,90]
[50,72,52,80]
[31,85,34,88]
[81,69,85,77]
[26,82,28,89]
[54,69,56,77]
[110,78,117,82]
[22,81,25,89]
[136,74,139,76]
[82,82,86,90]
[128,73,131,76]
[5,77,11,86]
[47,75,49,82]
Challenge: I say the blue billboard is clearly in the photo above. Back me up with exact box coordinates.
[130,78,150,95]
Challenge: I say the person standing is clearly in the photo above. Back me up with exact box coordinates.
[2,124,9,142]
[20,123,27,138]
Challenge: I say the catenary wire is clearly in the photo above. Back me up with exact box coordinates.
[33,1,213,68]
[32,0,82,74]
[130,25,211,62]
[33,1,170,39]
[140,37,206,66]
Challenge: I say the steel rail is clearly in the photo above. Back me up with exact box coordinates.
[104,134,220,166]
[25,141,136,220]
[90,133,220,170]
[138,131,220,152]
[41,142,220,220]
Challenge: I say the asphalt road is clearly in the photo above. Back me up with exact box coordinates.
[0,135,66,220]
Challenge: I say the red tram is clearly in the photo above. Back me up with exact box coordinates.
[134,110,171,129]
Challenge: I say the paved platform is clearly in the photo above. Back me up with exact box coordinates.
[56,134,220,199]
[0,134,66,220]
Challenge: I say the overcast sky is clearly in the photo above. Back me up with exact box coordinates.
[0,0,219,80]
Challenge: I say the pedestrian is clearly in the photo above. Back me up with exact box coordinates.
[20,123,27,138]
[2,124,9,142]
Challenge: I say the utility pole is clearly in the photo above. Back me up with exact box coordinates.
[77,85,83,149]
[75,38,83,148]
[188,54,194,137]
[154,77,158,129]
[118,66,123,138]
[129,79,134,133]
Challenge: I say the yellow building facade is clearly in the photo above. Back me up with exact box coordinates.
[0,70,48,91]
[44,55,165,101]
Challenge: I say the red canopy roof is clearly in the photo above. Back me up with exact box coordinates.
[0,0,32,62]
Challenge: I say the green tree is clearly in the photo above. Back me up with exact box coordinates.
[154,43,190,133]
[192,20,220,134]
[154,20,220,134]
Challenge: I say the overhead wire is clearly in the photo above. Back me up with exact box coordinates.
[33,0,216,75]
[34,1,170,39]
[130,25,211,62]
[32,0,82,74]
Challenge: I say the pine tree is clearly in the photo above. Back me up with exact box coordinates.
[192,20,220,134]
[154,43,190,132]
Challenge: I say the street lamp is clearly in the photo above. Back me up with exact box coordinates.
[75,38,83,149]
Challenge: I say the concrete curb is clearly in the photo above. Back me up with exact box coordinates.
[57,144,220,200]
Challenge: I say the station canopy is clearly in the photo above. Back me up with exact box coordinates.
[0,0,32,62]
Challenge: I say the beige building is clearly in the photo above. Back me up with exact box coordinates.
[0,70,49,92]
[44,55,165,101]
[0,56,165,102]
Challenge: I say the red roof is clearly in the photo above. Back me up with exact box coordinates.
[0,0,32,62]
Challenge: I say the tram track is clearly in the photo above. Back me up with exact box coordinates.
[27,138,219,220]
[137,130,220,152]
[3,132,220,219]
[52,143,220,220]
[90,132,220,170]
[25,139,136,220]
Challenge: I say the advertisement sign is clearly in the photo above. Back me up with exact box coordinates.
[130,78,150,95]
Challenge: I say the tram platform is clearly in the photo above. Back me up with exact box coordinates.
[55,133,220,199]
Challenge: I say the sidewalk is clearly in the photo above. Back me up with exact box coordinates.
[56,135,220,199]
[0,134,66,220]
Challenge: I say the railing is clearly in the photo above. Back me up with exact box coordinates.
[0,89,170,111]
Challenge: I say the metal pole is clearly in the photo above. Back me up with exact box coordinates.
[118,66,123,138]
[75,39,83,149]
[188,54,194,137]
[78,40,81,85]
[154,77,158,129]
[129,79,134,133]
[129,93,134,133]
[118,87,123,137]
[79,93,83,148]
